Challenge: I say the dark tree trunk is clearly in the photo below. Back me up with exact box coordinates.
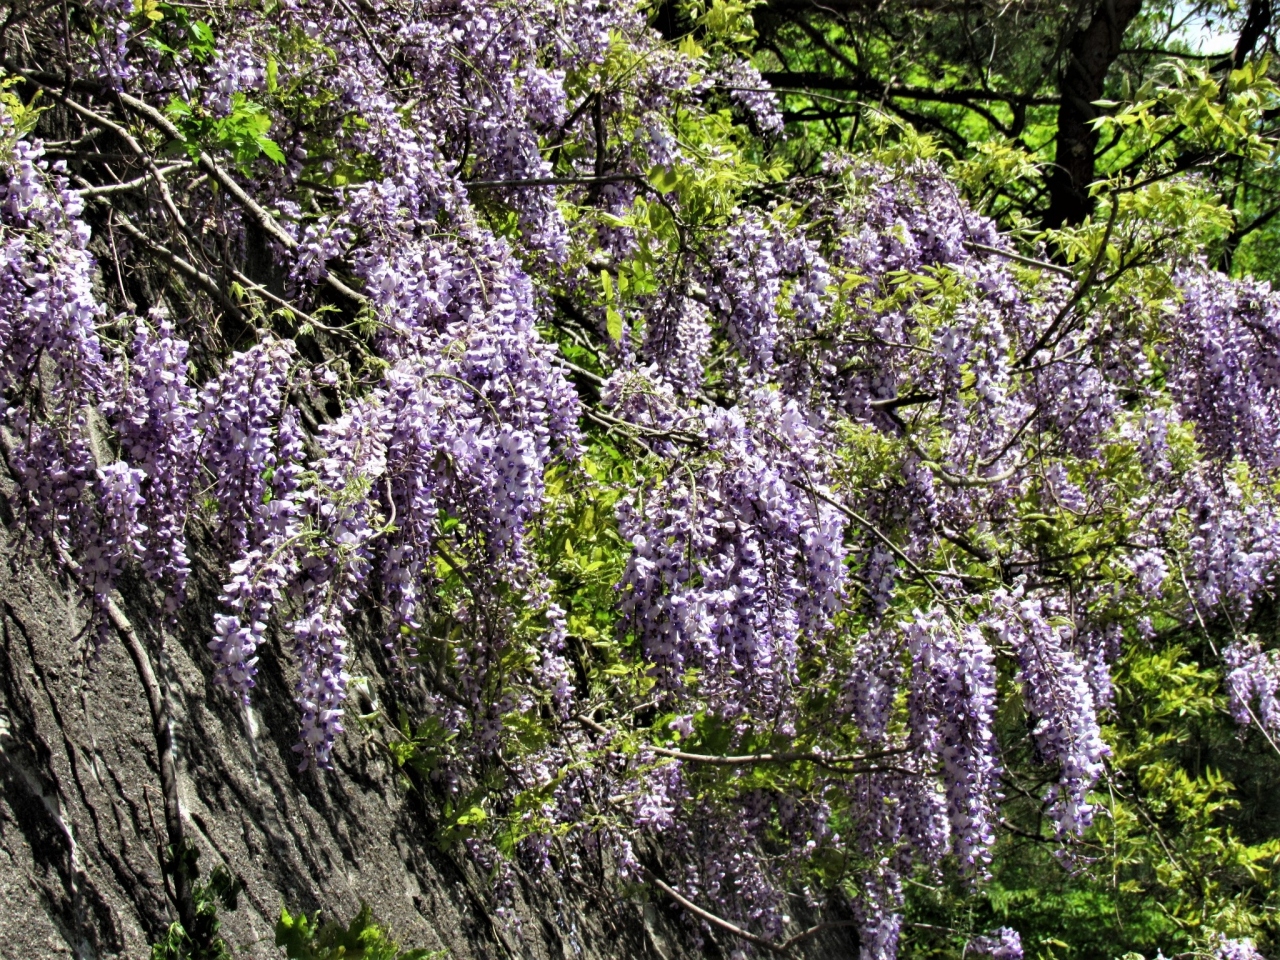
[1044,0,1144,228]
[1234,0,1274,69]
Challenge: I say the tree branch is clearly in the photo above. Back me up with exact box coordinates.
[643,867,787,952]
[574,714,904,772]
[81,194,248,324]
[761,70,1058,107]
[642,867,858,954]
[963,240,1075,277]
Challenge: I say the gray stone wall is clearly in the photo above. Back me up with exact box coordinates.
[0,531,858,960]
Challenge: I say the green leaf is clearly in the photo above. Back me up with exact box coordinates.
[606,306,623,342]
[454,804,487,827]
[647,165,679,193]
[257,136,285,164]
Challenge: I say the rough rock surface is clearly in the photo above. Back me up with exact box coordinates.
[0,519,859,960]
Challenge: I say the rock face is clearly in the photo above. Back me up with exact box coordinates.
[0,527,859,960]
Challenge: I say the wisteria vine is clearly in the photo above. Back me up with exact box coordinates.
[0,0,1278,957]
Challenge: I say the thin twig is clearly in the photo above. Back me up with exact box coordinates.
[82,194,247,323]
[642,867,856,954]
[112,86,368,306]
[74,161,192,196]
[465,173,641,188]
[804,486,947,601]
[962,240,1074,278]
[1176,561,1280,760]
[12,72,191,231]
[575,714,904,773]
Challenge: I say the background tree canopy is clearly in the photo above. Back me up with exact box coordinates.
[0,1,1278,959]
[749,0,1278,250]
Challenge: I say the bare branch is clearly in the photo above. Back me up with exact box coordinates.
[74,161,192,196]
[760,70,1058,107]
[574,714,905,772]
[82,193,248,323]
[963,240,1075,277]
[642,867,858,955]
[465,173,642,188]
